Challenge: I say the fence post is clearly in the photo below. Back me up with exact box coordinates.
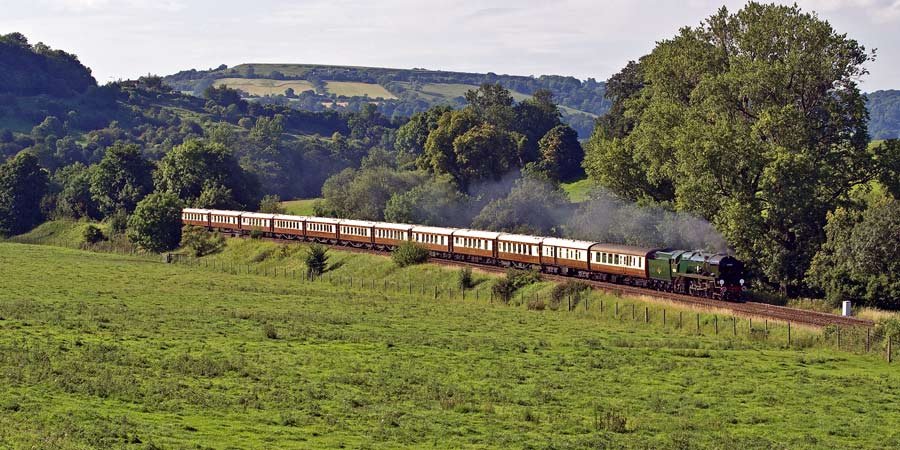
[866,328,870,353]
[615,302,619,317]
[715,316,718,335]
[837,327,841,350]
[599,300,603,314]
[749,318,752,333]
[788,322,792,347]
[888,335,892,363]
[732,316,736,336]
[663,309,666,327]
[644,307,648,323]
[696,313,700,334]
[679,311,682,329]
[434,286,438,300]
[631,304,635,320]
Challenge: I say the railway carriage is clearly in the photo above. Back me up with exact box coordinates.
[273,214,305,239]
[452,229,499,263]
[497,234,544,268]
[373,222,413,250]
[182,208,210,227]
[410,226,454,257]
[305,217,341,242]
[540,238,594,274]
[588,243,654,285]
[241,212,275,235]
[208,210,242,233]
[339,219,375,247]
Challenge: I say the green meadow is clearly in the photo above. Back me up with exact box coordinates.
[1,240,898,449]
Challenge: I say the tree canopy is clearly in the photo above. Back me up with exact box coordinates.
[154,139,258,209]
[583,2,878,292]
[89,143,154,216]
[0,152,49,236]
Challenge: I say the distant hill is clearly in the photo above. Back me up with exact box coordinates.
[163,63,609,138]
[866,90,900,140]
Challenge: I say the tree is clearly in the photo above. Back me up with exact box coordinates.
[127,191,183,252]
[471,174,571,235]
[53,162,99,219]
[154,139,257,208]
[808,197,900,309]
[384,175,471,227]
[394,106,451,168]
[90,143,154,216]
[318,168,429,220]
[513,89,563,163]
[259,194,286,214]
[582,3,875,293]
[534,124,584,181]
[0,152,49,236]
[465,83,515,129]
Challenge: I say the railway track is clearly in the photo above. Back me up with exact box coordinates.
[241,234,874,329]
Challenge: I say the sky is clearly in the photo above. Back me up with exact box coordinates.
[2,0,899,91]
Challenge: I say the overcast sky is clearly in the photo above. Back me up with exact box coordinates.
[3,0,899,91]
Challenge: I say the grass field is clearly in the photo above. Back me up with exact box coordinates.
[1,239,899,449]
[561,178,595,202]
[324,81,396,99]
[213,78,317,96]
[280,198,320,216]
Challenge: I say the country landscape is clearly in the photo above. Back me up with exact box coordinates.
[1,1,900,449]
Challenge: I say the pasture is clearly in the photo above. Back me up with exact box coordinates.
[280,198,320,216]
[1,240,898,449]
[212,78,316,97]
[323,81,396,99]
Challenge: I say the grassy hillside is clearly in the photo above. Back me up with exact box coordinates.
[213,78,317,96]
[1,240,898,448]
[324,81,396,99]
[561,178,595,202]
[281,198,320,216]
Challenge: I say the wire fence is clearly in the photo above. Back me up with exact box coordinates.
[166,253,899,362]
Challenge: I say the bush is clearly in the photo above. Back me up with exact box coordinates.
[180,225,224,257]
[249,229,264,239]
[263,323,279,339]
[108,208,129,234]
[259,194,286,214]
[305,243,328,277]
[82,224,106,244]
[551,281,590,309]
[492,269,541,304]
[457,267,474,290]
[392,241,429,267]
[526,298,546,311]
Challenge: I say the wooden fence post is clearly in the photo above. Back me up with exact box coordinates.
[663,309,666,327]
[615,302,619,316]
[696,314,700,334]
[866,328,870,353]
[434,286,438,300]
[631,304,635,320]
[888,335,892,363]
[644,307,648,323]
[837,327,841,350]
[788,322,792,346]
[732,316,736,336]
[714,316,718,335]
[749,318,752,333]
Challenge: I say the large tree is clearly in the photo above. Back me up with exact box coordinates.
[0,152,49,236]
[154,139,258,209]
[127,191,183,253]
[583,3,876,293]
[89,143,154,216]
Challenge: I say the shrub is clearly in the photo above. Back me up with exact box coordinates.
[526,298,546,311]
[392,241,429,267]
[249,229,264,240]
[82,224,106,244]
[305,244,328,277]
[492,278,515,303]
[596,411,628,433]
[180,225,224,257]
[551,281,590,309]
[457,267,474,290]
[492,269,541,304]
[108,208,129,234]
[263,323,279,339]
[259,194,286,214]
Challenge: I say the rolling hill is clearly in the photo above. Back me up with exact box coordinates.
[164,63,607,137]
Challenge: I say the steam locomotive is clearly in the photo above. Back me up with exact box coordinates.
[182,208,747,301]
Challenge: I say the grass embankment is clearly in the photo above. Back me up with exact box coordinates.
[561,178,594,203]
[280,198,320,216]
[1,240,899,449]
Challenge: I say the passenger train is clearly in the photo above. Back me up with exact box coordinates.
[182,208,747,300]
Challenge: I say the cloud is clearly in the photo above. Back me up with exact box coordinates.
[799,0,900,22]
[44,0,185,12]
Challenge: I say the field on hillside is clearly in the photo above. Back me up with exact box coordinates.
[280,198,319,216]
[562,178,595,202]
[1,241,898,449]
[213,78,317,96]
[323,81,396,99]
